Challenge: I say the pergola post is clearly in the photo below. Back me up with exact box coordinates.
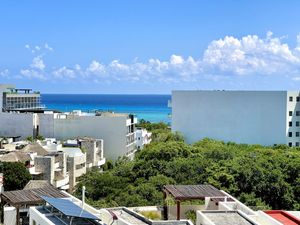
[16,206,20,225]
[163,191,168,220]
[176,200,181,220]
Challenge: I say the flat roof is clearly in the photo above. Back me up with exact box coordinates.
[202,211,255,225]
[164,185,226,200]
[264,210,300,225]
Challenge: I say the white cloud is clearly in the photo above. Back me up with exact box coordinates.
[18,32,300,84]
[53,66,75,79]
[20,69,46,80]
[203,33,300,75]
[0,69,9,78]
[31,56,45,70]
[44,43,54,51]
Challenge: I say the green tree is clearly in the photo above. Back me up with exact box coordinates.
[0,162,31,191]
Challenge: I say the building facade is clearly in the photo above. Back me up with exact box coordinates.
[0,84,137,160]
[171,90,300,147]
[136,128,152,149]
[38,111,137,160]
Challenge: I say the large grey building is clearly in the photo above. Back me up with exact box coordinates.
[171,90,300,147]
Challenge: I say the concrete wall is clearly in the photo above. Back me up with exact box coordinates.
[53,115,128,160]
[38,113,55,137]
[4,206,16,225]
[172,90,288,146]
[29,207,55,225]
[34,156,54,184]
[0,113,34,138]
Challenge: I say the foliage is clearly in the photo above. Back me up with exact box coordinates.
[36,135,45,141]
[185,210,196,224]
[139,211,161,220]
[76,123,300,210]
[0,162,31,191]
[25,136,34,142]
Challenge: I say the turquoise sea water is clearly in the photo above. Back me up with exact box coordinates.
[42,94,171,124]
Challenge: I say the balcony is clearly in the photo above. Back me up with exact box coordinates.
[54,175,69,188]
[96,158,106,167]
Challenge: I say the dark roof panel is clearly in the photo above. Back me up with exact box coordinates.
[163,185,226,200]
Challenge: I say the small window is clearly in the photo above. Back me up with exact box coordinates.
[289,111,293,116]
[289,121,292,127]
[296,142,300,147]
[289,142,293,147]
[296,111,300,116]
[289,96,293,102]
[297,96,300,102]
[296,121,300,127]
[288,132,292,137]
[296,132,300,137]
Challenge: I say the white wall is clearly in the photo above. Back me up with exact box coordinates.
[51,115,128,160]
[38,113,55,137]
[286,91,300,146]
[4,207,16,225]
[172,90,288,146]
[29,207,56,225]
[0,113,34,138]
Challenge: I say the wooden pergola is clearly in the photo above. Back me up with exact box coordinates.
[163,185,226,220]
[1,186,68,225]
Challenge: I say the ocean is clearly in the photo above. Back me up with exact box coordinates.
[42,94,171,124]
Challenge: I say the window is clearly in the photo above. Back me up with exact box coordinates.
[296,121,300,127]
[289,142,292,147]
[289,121,292,127]
[288,132,292,137]
[289,96,293,102]
[296,132,300,137]
[297,111,300,116]
[32,220,36,225]
[296,142,300,147]
[289,111,293,116]
[297,96,300,102]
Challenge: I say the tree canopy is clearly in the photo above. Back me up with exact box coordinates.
[0,162,32,191]
[76,123,300,210]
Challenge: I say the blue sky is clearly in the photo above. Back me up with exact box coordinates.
[1,0,300,93]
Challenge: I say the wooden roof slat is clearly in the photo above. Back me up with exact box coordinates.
[163,185,226,200]
[1,186,67,206]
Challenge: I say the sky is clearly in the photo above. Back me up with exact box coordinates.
[1,0,300,94]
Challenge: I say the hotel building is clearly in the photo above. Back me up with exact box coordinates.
[171,90,300,147]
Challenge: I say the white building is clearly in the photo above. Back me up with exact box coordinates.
[171,90,300,147]
[136,128,152,149]
[0,84,137,160]
[38,111,137,160]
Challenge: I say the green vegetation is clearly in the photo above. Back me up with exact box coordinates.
[26,135,45,142]
[76,122,300,210]
[0,162,31,191]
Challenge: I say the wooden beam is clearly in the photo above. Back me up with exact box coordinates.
[163,191,168,220]
[16,206,20,225]
[176,200,181,220]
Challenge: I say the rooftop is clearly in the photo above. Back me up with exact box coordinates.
[164,184,226,200]
[202,211,256,225]
[1,186,68,206]
[264,210,300,225]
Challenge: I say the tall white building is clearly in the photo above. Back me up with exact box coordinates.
[171,90,300,147]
